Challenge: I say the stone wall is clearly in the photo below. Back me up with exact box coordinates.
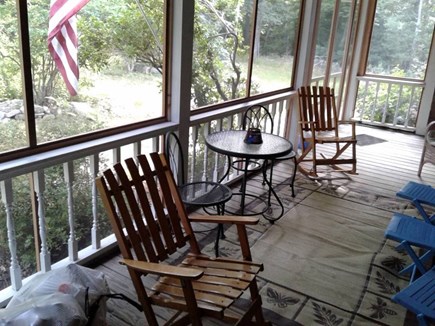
[0,99,93,122]
[0,99,56,122]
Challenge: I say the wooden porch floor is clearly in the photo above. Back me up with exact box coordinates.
[92,124,435,325]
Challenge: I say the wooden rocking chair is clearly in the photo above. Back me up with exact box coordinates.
[297,86,357,178]
[96,152,269,325]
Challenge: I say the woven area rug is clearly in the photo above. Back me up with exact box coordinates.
[197,176,418,326]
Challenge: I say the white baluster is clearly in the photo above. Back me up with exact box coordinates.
[0,180,22,290]
[214,119,226,182]
[134,141,142,157]
[359,80,369,121]
[90,154,101,249]
[113,147,121,165]
[203,123,210,182]
[392,84,404,126]
[33,170,51,272]
[152,135,160,152]
[381,83,392,125]
[64,162,78,261]
[270,102,278,134]
[277,100,285,136]
[191,125,198,183]
[404,86,416,128]
[370,82,381,123]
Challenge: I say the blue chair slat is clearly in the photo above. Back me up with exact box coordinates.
[397,182,435,224]
[392,266,435,326]
[385,213,435,280]
[385,213,435,249]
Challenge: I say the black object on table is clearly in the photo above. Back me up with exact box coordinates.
[206,130,293,222]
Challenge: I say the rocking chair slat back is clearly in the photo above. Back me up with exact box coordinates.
[298,86,338,132]
[97,154,194,265]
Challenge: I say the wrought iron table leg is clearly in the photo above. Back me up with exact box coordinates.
[291,156,297,198]
[214,203,226,257]
[263,159,285,223]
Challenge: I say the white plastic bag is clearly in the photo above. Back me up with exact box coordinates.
[0,264,110,326]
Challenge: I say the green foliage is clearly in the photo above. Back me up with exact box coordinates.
[77,16,112,72]
[257,0,300,56]
[0,120,27,151]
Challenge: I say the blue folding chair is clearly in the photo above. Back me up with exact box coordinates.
[392,266,435,326]
[396,182,435,224]
[384,213,435,282]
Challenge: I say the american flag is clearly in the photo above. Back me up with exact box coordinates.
[47,0,90,96]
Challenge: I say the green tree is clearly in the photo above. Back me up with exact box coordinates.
[255,0,300,57]
[368,0,434,79]
[192,0,248,106]
[106,0,164,74]
[106,0,249,107]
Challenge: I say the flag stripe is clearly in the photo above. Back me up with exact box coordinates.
[47,0,89,96]
[48,0,88,37]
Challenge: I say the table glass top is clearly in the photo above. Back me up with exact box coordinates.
[179,181,232,206]
[206,130,293,159]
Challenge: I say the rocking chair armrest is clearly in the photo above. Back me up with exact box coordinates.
[298,120,317,127]
[189,214,258,261]
[121,259,203,280]
[337,120,356,125]
[298,120,318,139]
[188,213,260,225]
[337,120,356,137]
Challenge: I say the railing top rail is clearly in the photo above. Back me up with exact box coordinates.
[191,91,295,125]
[311,72,342,82]
[0,122,177,181]
[357,75,425,86]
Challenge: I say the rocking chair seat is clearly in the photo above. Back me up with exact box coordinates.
[122,252,264,317]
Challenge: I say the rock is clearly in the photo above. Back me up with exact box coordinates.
[43,114,56,120]
[34,105,45,114]
[14,113,25,120]
[70,102,92,116]
[0,99,23,114]
[6,109,22,119]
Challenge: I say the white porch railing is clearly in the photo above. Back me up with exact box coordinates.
[0,122,175,305]
[354,76,425,131]
[0,92,294,305]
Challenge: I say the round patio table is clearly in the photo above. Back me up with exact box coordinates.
[206,130,293,222]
